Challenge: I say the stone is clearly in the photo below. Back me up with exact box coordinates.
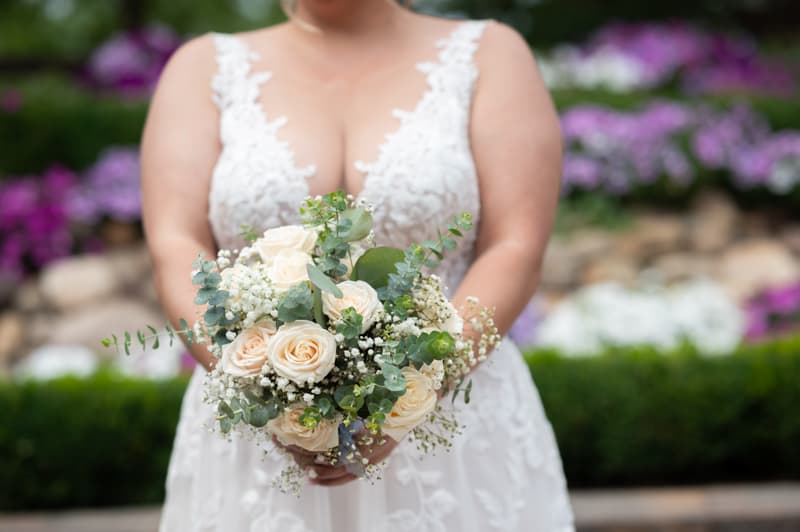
[101,220,141,246]
[779,224,800,255]
[41,298,165,356]
[582,256,639,285]
[106,244,153,287]
[39,255,121,311]
[566,229,615,261]
[716,239,800,301]
[0,312,25,365]
[13,280,43,313]
[540,238,582,289]
[688,190,740,252]
[541,230,618,290]
[649,252,717,284]
[614,213,686,259]
[741,211,771,238]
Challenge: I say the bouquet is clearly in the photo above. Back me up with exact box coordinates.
[105,191,499,491]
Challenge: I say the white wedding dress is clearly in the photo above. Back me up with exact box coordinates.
[160,20,574,532]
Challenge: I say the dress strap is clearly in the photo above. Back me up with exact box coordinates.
[436,20,489,68]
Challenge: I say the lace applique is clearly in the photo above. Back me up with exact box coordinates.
[209,33,315,249]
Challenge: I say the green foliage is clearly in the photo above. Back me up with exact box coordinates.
[300,192,372,281]
[350,246,405,289]
[380,213,473,302]
[2,338,800,510]
[526,338,800,487]
[276,283,314,323]
[334,307,364,343]
[0,372,189,511]
[306,263,343,298]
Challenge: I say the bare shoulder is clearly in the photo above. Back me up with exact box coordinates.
[166,33,217,74]
[475,20,538,72]
[154,33,218,96]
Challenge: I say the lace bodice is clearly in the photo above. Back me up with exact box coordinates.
[208,21,486,294]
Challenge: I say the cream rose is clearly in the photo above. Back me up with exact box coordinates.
[381,366,438,441]
[267,320,337,385]
[267,249,312,292]
[268,403,340,452]
[220,320,276,377]
[256,225,317,262]
[322,280,382,333]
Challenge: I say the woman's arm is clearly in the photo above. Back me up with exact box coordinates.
[454,22,562,337]
[140,35,221,370]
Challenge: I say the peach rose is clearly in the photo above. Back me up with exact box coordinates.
[322,280,382,333]
[267,320,337,385]
[268,402,340,452]
[256,225,317,262]
[267,249,312,292]
[220,320,276,377]
[381,366,438,441]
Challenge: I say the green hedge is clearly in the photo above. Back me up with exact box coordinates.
[0,76,147,174]
[530,340,800,487]
[1,0,796,60]
[1,338,799,511]
[0,373,188,510]
[2,74,798,175]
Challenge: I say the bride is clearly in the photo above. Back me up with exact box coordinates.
[141,0,573,530]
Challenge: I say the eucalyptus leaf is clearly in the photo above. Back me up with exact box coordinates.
[307,263,343,297]
[381,363,407,393]
[204,306,224,326]
[249,400,280,428]
[350,246,404,289]
[277,283,314,322]
[339,207,373,242]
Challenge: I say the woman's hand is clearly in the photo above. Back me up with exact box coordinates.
[275,432,401,487]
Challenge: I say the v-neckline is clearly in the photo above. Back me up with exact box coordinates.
[225,20,474,201]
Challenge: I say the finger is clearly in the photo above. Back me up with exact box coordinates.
[307,464,350,481]
[310,473,358,487]
[286,444,317,457]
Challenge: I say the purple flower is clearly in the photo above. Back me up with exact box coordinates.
[583,22,797,96]
[86,25,182,97]
[509,298,543,348]
[0,167,78,277]
[68,147,141,223]
[744,282,800,340]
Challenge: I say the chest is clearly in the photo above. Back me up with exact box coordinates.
[207,21,486,259]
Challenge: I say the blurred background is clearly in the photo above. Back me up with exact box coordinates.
[1,0,799,530]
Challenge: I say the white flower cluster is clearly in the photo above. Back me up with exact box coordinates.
[535,279,745,356]
[538,45,648,92]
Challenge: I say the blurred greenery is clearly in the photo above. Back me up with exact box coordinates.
[0,372,189,510]
[2,74,799,176]
[530,337,800,486]
[2,337,799,510]
[1,0,797,62]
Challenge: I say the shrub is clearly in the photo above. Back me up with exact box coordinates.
[1,338,799,510]
[0,373,188,510]
[528,338,800,487]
